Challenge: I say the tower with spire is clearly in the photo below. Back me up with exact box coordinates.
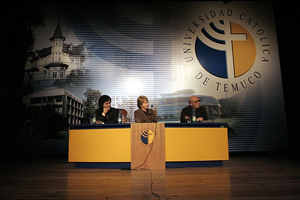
[49,21,65,63]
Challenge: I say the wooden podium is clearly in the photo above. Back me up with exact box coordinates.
[131,123,165,170]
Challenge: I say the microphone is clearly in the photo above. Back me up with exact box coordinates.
[150,105,154,123]
[149,105,154,115]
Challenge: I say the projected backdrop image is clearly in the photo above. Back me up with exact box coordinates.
[22,1,288,151]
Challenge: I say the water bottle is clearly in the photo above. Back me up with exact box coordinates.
[118,111,122,124]
[92,114,96,124]
[192,109,196,123]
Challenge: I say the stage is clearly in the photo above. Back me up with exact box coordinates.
[1,153,300,199]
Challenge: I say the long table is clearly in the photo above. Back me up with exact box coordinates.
[69,123,229,168]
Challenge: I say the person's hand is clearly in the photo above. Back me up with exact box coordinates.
[184,115,189,119]
[197,117,203,122]
[103,106,111,114]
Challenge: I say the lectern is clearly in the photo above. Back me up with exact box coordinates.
[131,123,165,170]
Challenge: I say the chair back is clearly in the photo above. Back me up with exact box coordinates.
[118,109,128,123]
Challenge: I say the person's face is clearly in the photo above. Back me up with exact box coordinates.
[141,100,149,110]
[190,97,200,109]
[103,100,111,108]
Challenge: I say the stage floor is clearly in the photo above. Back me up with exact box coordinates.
[1,153,300,199]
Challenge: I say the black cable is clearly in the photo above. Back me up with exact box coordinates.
[150,170,161,200]
[130,123,161,199]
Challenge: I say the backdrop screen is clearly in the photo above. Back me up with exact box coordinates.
[23,1,288,151]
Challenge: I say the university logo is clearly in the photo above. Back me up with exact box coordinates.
[195,20,256,79]
[183,8,270,93]
[140,129,155,145]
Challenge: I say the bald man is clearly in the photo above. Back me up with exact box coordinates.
[180,96,208,123]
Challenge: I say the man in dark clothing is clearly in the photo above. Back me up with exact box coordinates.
[180,96,208,123]
[95,95,119,124]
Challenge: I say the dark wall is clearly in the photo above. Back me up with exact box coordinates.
[0,2,28,157]
[274,2,300,155]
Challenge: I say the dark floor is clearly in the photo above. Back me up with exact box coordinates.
[0,153,300,200]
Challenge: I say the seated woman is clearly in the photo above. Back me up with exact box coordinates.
[134,95,157,123]
[95,95,119,124]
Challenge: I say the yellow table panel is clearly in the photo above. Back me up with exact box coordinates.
[165,128,229,161]
[69,128,131,162]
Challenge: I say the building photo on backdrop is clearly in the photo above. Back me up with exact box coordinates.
[20,1,288,153]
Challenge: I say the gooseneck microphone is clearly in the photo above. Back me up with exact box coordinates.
[150,105,154,123]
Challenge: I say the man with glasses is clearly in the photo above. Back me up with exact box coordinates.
[180,96,208,123]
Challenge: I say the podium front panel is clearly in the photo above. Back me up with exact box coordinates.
[131,123,165,170]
